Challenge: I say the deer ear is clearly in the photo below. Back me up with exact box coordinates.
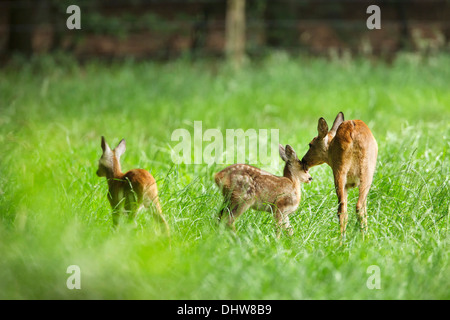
[115,139,126,157]
[318,117,329,139]
[279,144,288,162]
[285,145,297,161]
[330,112,344,135]
[101,136,111,153]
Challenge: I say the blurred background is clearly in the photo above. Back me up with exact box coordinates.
[1,0,449,64]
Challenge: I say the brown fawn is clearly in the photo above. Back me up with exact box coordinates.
[215,144,312,237]
[96,136,169,232]
[301,112,378,238]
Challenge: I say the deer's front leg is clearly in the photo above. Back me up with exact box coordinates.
[274,208,294,238]
[281,213,294,237]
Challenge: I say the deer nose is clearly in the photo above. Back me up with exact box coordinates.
[308,176,313,181]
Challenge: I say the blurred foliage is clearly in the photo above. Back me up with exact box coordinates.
[49,0,188,37]
[3,0,449,60]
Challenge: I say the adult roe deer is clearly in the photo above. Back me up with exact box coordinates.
[215,144,312,237]
[96,136,169,233]
[301,112,378,238]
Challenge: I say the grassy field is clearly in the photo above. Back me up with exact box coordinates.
[0,53,449,299]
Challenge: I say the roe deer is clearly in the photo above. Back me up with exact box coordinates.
[301,112,378,239]
[96,136,169,233]
[215,144,312,237]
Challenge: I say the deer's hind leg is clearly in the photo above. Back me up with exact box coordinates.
[217,190,237,223]
[149,194,168,229]
[218,192,252,232]
[229,203,252,231]
[334,172,349,242]
[124,193,140,226]
[140,190,170,235]
[217,196,231,223]
[356,176,373,236]
[152,200,170,234]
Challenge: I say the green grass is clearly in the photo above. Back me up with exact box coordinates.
[0,52,449,299]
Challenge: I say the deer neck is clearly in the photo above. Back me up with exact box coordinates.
[106,156,124,182]
[283,163,301,193]
[323,133,334,166]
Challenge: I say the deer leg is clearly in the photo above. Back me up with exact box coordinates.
[108,193,122,228]
[149,197,170,234]
[217,200,230,223]
[356,180,371,236]
[223,201,251,231]
[124,193,140,225]
[334,175,348,241]
[150,195,163,216]
[275,210,294,238]
[110,198,123,228]
[112,210,120,228]
[217,191,233,223]
[283,215,294,237]
[218,206,228,223]
[148,204,170,236]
